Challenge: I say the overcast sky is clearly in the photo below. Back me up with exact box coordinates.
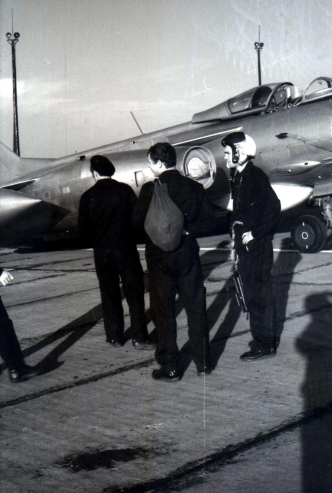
[1,0,332,158]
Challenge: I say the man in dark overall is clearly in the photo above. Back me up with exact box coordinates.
[133,142,214,381]
[222,132,281,361]
[78,155,153,349]
[0,268,38,382]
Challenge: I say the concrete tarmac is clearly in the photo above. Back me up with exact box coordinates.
[0,233,332,493]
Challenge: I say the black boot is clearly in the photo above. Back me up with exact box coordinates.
[152,367,180,382]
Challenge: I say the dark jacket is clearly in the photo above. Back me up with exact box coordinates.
[133,169,215,240]
[78,178,138,251]
[231,161,280,249]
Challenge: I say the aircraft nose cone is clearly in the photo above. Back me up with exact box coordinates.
[0,189,41,225]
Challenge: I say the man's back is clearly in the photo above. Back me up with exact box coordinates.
[159,170,205,228]
[134,170,214,239]
[78,178,137,249]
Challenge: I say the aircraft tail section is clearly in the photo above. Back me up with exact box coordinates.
[0,141,53,184]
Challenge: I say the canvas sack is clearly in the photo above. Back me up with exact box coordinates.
[144,182,184,251]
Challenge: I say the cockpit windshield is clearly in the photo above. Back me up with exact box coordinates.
[228,89,253,113]
[304,77,332,101]
[228,86,273,114]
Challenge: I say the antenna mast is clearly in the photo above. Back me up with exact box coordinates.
[254,26,264,86]
[6,10,20,155]
[130,111,144,135]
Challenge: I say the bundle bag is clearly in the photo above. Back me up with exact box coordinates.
[144,181,184,251]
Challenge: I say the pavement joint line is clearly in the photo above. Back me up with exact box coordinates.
[0,328,251,408]
[284,301,332,320]
[293,260,332,273]
[0,358,155,409]
[22,268,96,273]
[1,255,93,269]
[100,402,332,493]
[283,281,332,286]
[6,286,100,309]
[295,262,332,275]
[10,273,68,285]
[11,266,95,272]
[271,260,332,279]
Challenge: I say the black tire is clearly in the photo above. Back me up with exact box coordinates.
[291,215,327,253]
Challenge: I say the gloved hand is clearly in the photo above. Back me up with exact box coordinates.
[242,231,254,245]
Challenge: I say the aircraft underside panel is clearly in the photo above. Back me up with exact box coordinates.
[0,197,70,246]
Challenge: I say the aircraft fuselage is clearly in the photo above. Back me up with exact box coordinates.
[1,78,332,251]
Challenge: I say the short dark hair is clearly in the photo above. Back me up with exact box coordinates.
[148,142,177,169]
[90,155,115,177]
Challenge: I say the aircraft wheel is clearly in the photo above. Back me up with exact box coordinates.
[291,215,327,253]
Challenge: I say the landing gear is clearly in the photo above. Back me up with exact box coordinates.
[291,215,327,253]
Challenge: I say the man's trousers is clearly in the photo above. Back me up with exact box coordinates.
[0,296,24,370]
[146,236,210,372]
[94,248,148,342]
[237,237,276,348]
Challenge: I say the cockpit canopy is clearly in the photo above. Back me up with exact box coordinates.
[303,76,332,102]
[192,77,332,124]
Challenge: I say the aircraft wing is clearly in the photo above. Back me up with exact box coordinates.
[312,177,332,198]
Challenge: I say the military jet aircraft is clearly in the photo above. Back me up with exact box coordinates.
[1,76,332,252]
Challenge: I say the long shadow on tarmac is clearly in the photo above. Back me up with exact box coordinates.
[296,292,332,493]
[273,237,302,345]
[17,299,153,376]
[0,304,104,375]
[19,301,153,374]
[22,304,104,374]
[178,242,240,376]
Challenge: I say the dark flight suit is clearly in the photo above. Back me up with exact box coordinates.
[0,268,25,371]
[78,178,148,344]
[133,170,214,372]
[232,161,281,349]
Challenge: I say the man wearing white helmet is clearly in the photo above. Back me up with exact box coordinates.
[222,131,281,361]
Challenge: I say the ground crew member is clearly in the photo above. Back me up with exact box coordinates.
[78,155,153,349]
[222,132,281,360]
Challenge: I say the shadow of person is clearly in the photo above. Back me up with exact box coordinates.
[122,270,155,344]
[295,292,332,493]
[273,237,302,345]
[178,241,240,375]
[20,304,104,375]
[0,263,155,375]
[209,282,242,368]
